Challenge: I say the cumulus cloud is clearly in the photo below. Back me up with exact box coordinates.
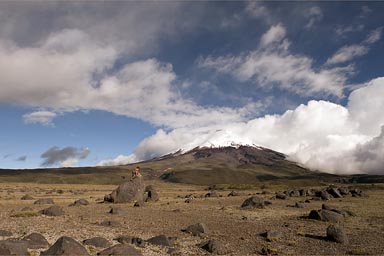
[0,28,251,129]
[199,24,352,97]
[41,146,90,167]
[305,6,323,29]
[99,77,384,175]
[22,111,57,126]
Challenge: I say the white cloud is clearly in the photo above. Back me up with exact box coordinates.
[327,27,382,65]
[305,6,323,29]
[199,24,351,97]
[0,29,250,129]
[23,111,57,126]
[325,45,368,65]
[260,23,286,47]
[245,1,269,19]
[364,27,383,44]
[335,24,365,37]
[100,77,384,175]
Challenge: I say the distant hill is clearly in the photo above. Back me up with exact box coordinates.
[1,145,384,186]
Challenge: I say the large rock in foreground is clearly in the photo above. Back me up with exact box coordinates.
[104,176,145,204]
[41,236,89,256]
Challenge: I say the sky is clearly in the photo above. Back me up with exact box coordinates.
[0,1,384,175]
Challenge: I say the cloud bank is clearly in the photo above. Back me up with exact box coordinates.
[41,146,90,167]
[99,77,384,175]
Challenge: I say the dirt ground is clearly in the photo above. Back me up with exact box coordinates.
[0,182,384,255]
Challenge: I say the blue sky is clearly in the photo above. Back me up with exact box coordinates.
[0,1,384,174]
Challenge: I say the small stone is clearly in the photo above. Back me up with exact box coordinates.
[241,196,265,209]
[34,198,54,205]
[326,225,348,244]
[199,240,227,255]
[83,237,112,248]
[21,195,34,200]
[41,205,65,216]
[146,235,172,246]
[183,223,209,236]
[69,199,89,207]
[100,220,121,227]
[261,230,281,242]
[98,244,142,256]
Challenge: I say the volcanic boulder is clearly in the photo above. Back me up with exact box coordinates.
[104,176,145,204]
[241,196,266,209]
[41,236,89,256]
[22,233,50,249]
[98,244,142,256]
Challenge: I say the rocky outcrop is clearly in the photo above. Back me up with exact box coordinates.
[41,236,89,256]
[241,196,266,209]
[104,176,145,204]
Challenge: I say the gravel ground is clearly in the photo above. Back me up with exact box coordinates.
[0,182,384,255]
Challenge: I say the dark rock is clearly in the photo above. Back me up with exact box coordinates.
[167,247,181,255]
[185,198,193,203]
[100,220,121,227]
[41,236,89,256]
[199,240,227,255]
[326,225,348,244]
[134,201,144,207]
[0,230,12,237]
[327,188,343,198]
[145,190,160,202]
[315,191,331,200]
[241,196,266,208]
[261,230,281,242]
[227,191,241,197]
[295,202,305,208]
[322,203,332,210]
[183,223,209,236]
[104,176,145,203]
[98,244,142,256]
[41,205,65,216]
[115,236,145,247]
[289,190,300,197]
[147,235,172,246]
[0,240,29,255]
[205,191,219,198]
[21,195,34,200]
[22,233,50,249]
[69,199,89,207]
[322,204,354,217]
[275,193,288,200]
[338,187,350,196]
[309,209,344,222]
[83,237,112,248]
[108,207,121,215]
[34,198,54,205]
